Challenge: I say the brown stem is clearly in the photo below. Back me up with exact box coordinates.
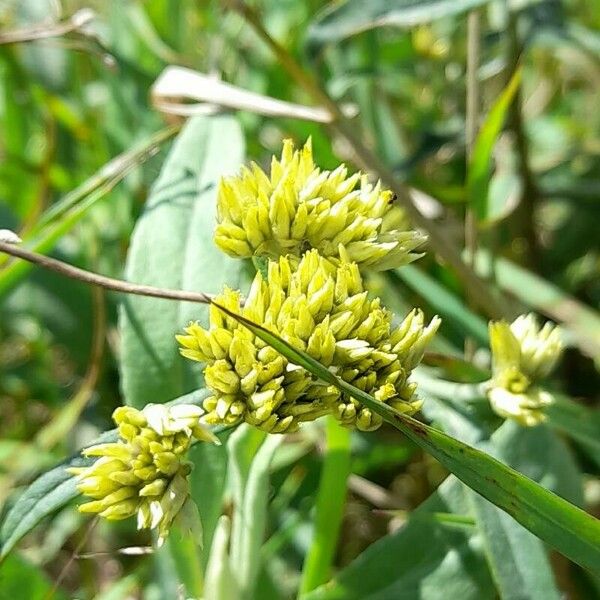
[507,14,540,269]
[465,10,481,266]
[465,9,482,360]
[228,0,506,319]
[0,241,215,304]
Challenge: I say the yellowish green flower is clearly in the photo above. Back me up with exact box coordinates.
[69,404,217,545]
[487,315,563,426]
[177,250,440,433]
[214,139,426,270]
[487,367,554,427]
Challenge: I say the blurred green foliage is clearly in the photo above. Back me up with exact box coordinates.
[0,0,598,598]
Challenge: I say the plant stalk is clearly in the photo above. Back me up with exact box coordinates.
[0,240,215,304]
[465,9,482,359]
[299,417,351,595]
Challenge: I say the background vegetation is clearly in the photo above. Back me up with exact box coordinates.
[0,0,599,598]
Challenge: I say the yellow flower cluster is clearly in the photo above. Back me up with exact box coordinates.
[178,250,440,433]
[488,314,563,426]
[69,404,217,544]
[214,139,426,270]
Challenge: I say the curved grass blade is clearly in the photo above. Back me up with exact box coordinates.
[307,0,490,51]
[468,68,522,223]
[475,251,600,362]
[211,302,600,573]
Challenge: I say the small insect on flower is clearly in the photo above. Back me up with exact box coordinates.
[68,404,218,546]
[487,314,563,426]
[177,250,440,433]
[214,138,427,270]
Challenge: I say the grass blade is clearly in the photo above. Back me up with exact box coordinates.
[468,68,522,223]
[211,302,600,573]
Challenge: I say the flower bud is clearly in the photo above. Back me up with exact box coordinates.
[487,315,563,426]
[71,403,217,543]
[214,139,426,271]
[179,251,439,432]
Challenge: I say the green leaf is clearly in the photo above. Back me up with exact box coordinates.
[547,395,600,469]
[119,114,249,409]
[188,431,232,565]
[418,372,600,475]
[303,477,494,600]
[422,389,582,599]
[470,422,583,599]
[469,424,566,600]
[0,430,115,562]
[0,127,178,298]
[204,516,240,600]
[211,304,600,573]
[468,69,522,223]
[307,0,490,50]
[118,114,250,580]
[391,266,489,345]
[0,389,210,561]
[469,493,561,599]
[228,425,282,599]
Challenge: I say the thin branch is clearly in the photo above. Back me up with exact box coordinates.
[0,9,95,45]
[465,9,481,266]
[46,518,98,600]
[0,240,215,305]
[465,9,482,360]
[507,13,540,268]
[228,0,506,319]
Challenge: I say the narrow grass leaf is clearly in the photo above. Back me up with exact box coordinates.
[212,303,600,573]
[468,69,522,223]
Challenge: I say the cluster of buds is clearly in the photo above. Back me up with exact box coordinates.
[214,139,426,271]
[487,314,563,426]
[178,250,440,433]
[69,404,217,544]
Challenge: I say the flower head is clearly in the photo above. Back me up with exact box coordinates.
[177,250,440,433]
[488,367,554,427]
[214,139,426,270]
[487,314,563,426]
[69,404,217,545]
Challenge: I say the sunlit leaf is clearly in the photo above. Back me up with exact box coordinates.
[468,69,522,223]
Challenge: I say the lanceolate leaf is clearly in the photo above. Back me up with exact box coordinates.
[0,127,179,298]
[468,69,522,223]
[230,429,282,598]
[475,251,600,361]
[0,430,116,562]
[119,114,250,409]
[118,114,251,565]
[547,395,600,469]
[392,265,489,344]
[212,302,600,573]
